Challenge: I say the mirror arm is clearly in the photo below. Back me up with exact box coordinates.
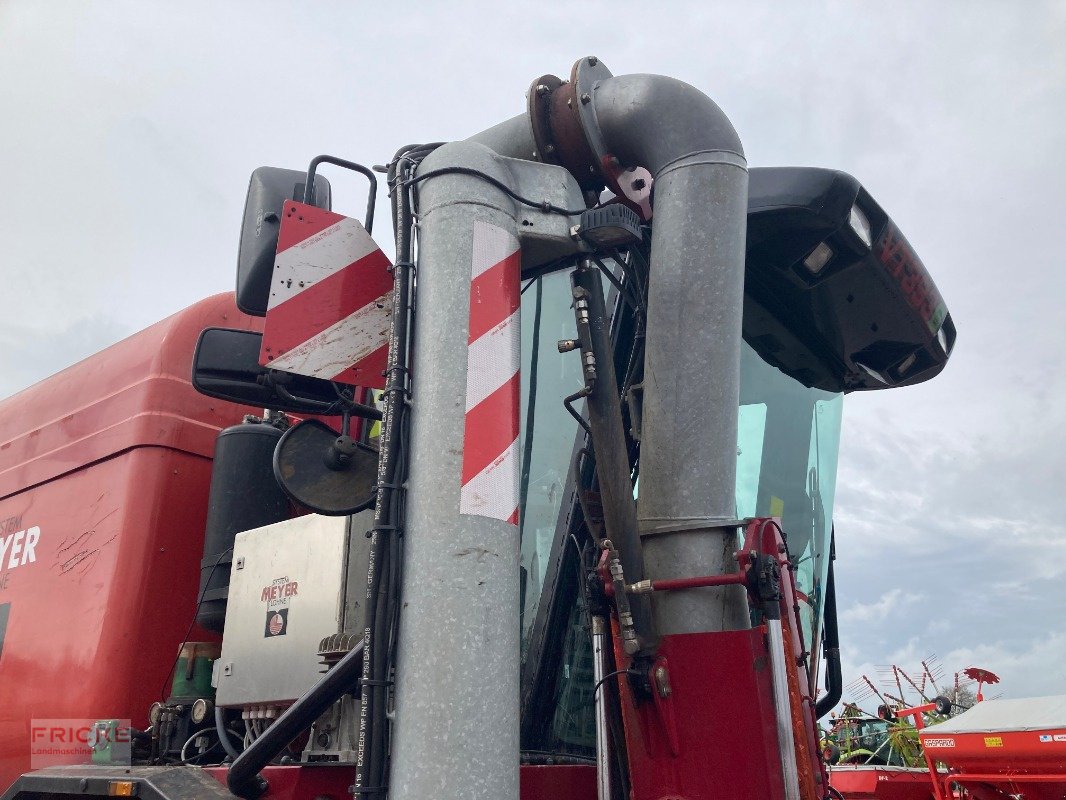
[304,155,378,234]
[271,380,383,420]
[343,400,383,421]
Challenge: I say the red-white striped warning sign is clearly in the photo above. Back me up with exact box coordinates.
[460,220,521,526]
[259,201,393,388]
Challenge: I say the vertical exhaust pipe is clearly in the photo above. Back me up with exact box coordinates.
[394,60,751,799]
[591,73,752,634]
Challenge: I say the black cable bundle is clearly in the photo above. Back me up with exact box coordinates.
[352,142,439,798]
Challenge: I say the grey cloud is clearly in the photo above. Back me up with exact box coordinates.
[0,316,133,400]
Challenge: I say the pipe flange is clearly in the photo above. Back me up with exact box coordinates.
[526,60,605,192]
[570,55,614,178]
[572,57,656,219]
[527,73,564,165]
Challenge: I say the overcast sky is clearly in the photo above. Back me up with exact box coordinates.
[1,1,1064,702]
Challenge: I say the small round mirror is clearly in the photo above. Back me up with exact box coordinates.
[273,419,377,515]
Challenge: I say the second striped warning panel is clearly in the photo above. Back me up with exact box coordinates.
[460,220,521,526]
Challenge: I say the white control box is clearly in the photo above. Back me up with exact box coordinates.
[215,514,349,708]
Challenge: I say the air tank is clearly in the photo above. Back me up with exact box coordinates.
[196,419,290,633]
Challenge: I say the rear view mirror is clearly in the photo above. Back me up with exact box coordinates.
[192,327,343,414]
[236,167,331,316]
[743,167,955,393]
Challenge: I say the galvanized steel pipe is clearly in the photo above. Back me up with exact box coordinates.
[389,141,522,800]
[592,74,752,634]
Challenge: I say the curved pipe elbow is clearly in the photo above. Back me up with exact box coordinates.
[592,73,744,177]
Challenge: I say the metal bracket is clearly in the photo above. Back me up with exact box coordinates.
[624,381,643,442]
[638,517,750,539]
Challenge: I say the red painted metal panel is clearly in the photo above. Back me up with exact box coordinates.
[202,764,597,800]
[947,771,1066,800]
[829,766,936,800]
[921,727,1066,772]
[612,625,787,800]
[0,295,263,792]
[0,294,264,500]
[519,764,596,800]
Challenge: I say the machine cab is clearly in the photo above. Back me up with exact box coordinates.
[516,166,953,755]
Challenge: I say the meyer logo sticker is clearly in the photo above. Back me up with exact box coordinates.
[261,575,296,637]
[265,609,289,637]
[260,578,299,608]
[0,519,40,573]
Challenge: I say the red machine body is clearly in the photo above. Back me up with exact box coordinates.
[0,294,261,789]
[201,765,597,800]
[604,519,828,800]
[914,696,1066,800]
[828,766,935,800]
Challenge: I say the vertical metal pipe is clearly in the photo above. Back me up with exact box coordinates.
[470,71,755,637]
[528,72,752,636]
[636,154,751,635]
[591,616,612,800]
[390,141,521,800]
[767,619,801,800]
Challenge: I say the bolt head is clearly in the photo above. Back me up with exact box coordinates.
[588,56,598,66]
[581,92,591,104]
[536,83,549,96]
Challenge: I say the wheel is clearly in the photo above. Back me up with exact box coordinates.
[933,695,952,715]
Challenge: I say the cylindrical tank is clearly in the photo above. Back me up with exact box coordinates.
[196,420,289,633]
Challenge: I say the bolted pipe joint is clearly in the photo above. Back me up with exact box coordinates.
[590,73,745,177]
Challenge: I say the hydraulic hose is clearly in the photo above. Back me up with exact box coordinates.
[215,706,241,762]
[815,537,842,719]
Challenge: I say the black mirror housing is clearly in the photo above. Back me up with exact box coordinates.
[743,167,955,393]
[236,167,332,316]
[191,327,343,414]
